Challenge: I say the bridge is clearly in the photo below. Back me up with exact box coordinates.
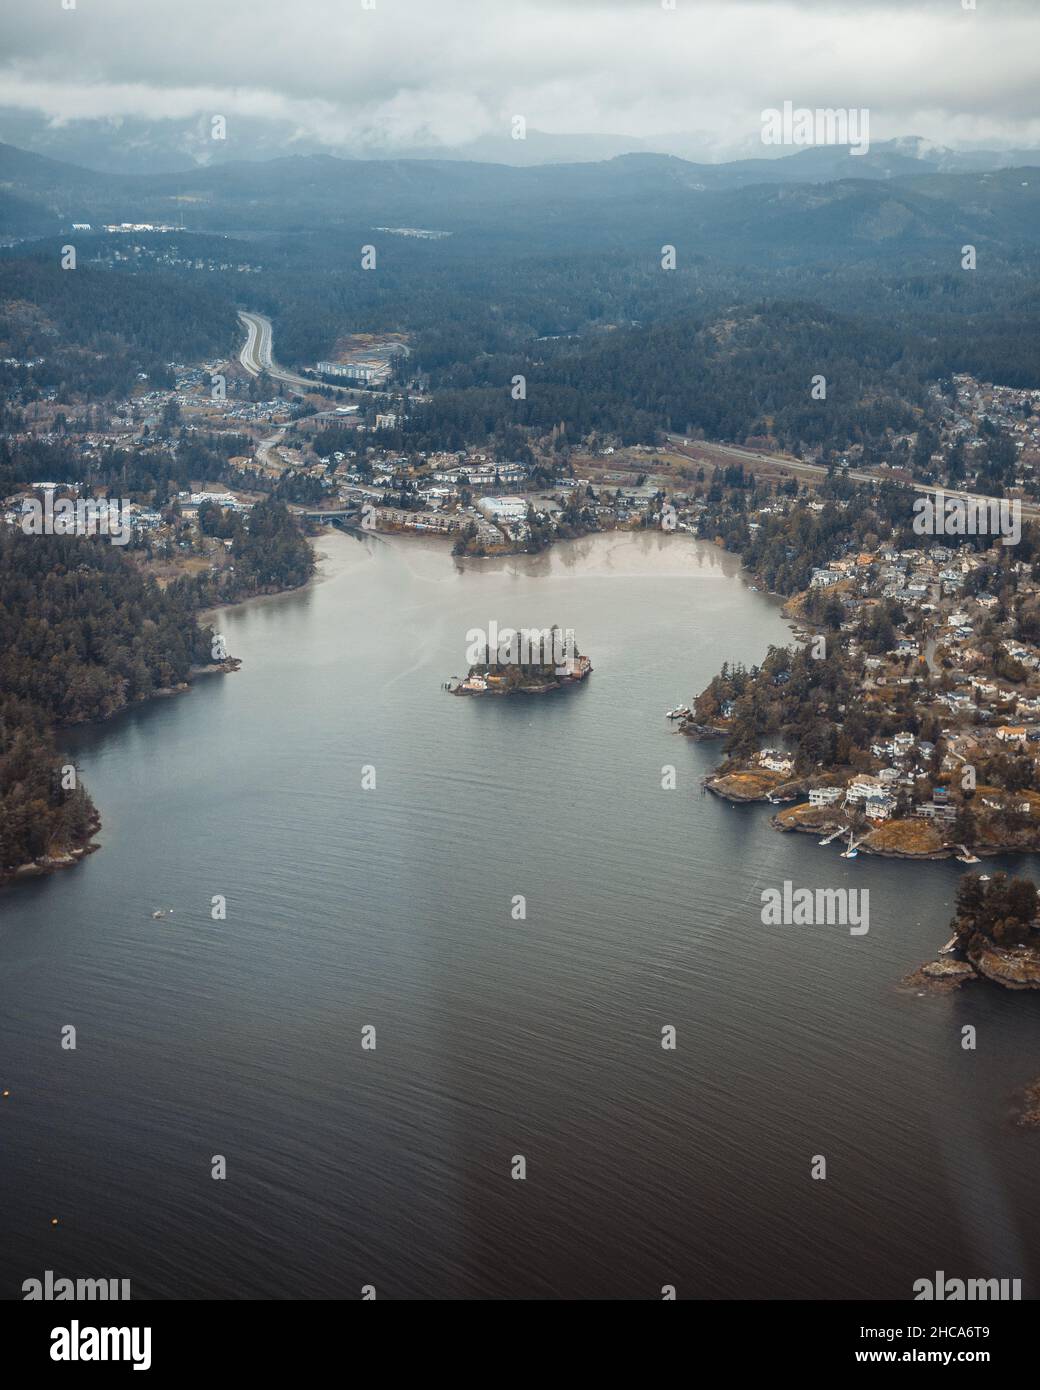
[293,505,368,533]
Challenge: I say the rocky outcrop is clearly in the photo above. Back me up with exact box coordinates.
[1016,1079,1040,1128]
[902,958,976,992]
[706,772,782,802]
[906,943,1040,993]
[972,945,1040,990]
[2,813,102,886]
[678,721,729,741]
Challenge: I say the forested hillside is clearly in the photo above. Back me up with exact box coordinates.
[3,148,1040,453]
[0,250,237,397]
[0,498,312,877]
[0,529,209,874]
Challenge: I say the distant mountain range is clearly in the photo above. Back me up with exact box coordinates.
[2,107,1040,179]
[3,137,1040,265]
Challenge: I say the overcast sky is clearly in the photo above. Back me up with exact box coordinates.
[1,0,1039,158]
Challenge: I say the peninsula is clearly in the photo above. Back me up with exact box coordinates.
[684,475,1040,867]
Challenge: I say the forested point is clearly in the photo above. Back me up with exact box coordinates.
[0,498,313,876]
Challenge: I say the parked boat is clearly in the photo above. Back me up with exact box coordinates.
[840,832,860,860]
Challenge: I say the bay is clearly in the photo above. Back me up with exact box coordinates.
[2,528,1039,1300]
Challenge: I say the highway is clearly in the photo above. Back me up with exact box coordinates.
[663,433,1040,521]
[237,311,368,399]
[234,317,1036,526]
[236,311,368,468]
[237,310,272,375]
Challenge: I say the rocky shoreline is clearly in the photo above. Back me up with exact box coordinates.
[447,672,575,695]
[770,812,954,860]
[452,681,566,696]
[906,944,1040,993]
[0,811,103,888]
[449,654,593,697]
[679,722,729,741]
[1015,1079,1040,1129]
[699,775,1036,864]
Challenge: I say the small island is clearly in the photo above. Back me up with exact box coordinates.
[907,873,1040,992]
[448,626,592,696]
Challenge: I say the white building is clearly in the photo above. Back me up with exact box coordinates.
[477,496,528,523]
[809,787,843,806]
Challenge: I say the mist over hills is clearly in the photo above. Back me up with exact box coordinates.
[3,106,1040,179]
[3,138,1040,267]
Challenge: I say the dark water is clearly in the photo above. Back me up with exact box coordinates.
[3,529,1040,1300]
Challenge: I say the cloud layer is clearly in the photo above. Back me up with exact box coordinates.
[2,0,1039,157]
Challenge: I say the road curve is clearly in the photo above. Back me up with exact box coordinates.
[237,310,271,377]
[237,310,322,393]
[236,310,367,399]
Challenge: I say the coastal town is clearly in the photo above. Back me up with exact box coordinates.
[2,336,684,557]
[6,0,1040,1322]
[689,519,1040,863]
[7,292,1040,873]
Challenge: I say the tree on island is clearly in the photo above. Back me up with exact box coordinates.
[952,872,1040,953]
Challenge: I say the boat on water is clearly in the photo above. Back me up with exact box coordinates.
[840,831,860,859]
[939,936,960,956]
[665,705,691,720]
[979,874,991,882]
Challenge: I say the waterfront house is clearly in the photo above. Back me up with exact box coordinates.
[810,568,841,589]
[845,775,886,804]
[808,787,843,806]
[759,751,794,774]
[862,793,896,821]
